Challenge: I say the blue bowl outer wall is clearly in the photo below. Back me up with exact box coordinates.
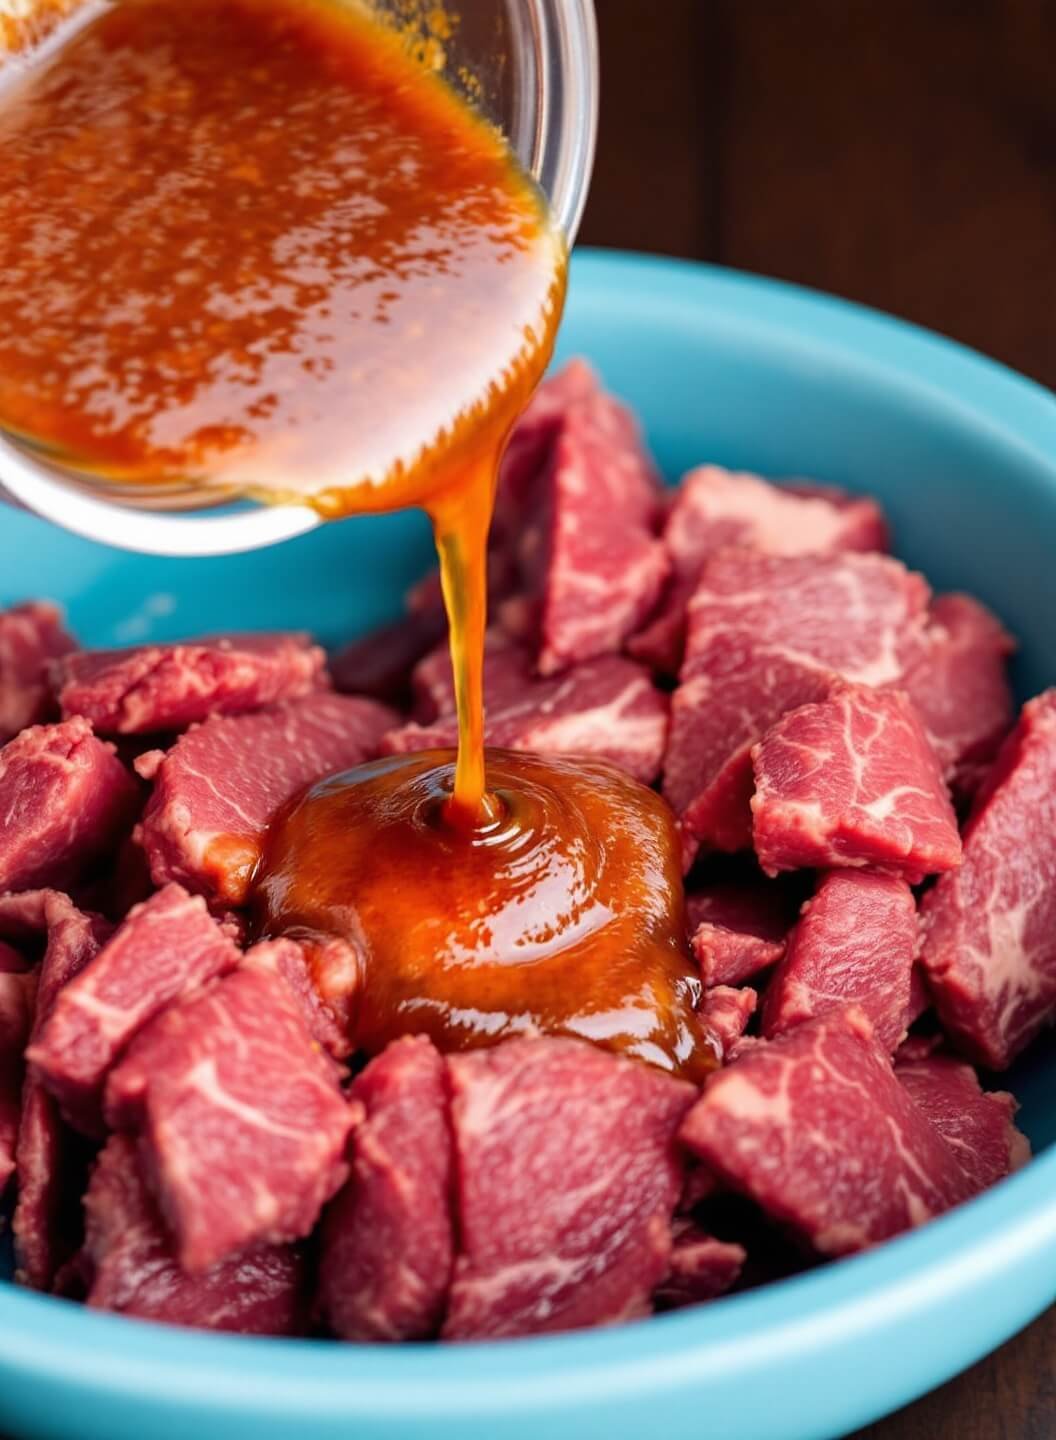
[0,251,1054,1440]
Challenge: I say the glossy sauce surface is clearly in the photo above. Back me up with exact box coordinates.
[255,749,717,1081]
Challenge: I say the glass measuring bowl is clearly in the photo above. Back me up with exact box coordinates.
[0,0,598,555]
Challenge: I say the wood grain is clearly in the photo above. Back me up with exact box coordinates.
[580,0,1056,388]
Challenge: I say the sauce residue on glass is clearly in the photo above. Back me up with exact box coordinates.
[0,0,563,818]
[0,0,716,1079]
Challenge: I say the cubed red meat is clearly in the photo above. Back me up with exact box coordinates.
[105,967,357,1271]
[84,1135,306,1334]
[319,1035,453,1341]
[135,691,395,905]
[442,1036,695,1339]
[0,718,139,893]
[751,684,961,882]
[919,690,1056,1068]
[53,631,327,734]
[761,870,919,1052]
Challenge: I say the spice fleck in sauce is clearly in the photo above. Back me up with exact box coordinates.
[0,0,716,1078]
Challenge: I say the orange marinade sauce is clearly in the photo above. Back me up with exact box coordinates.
[0,0,716,1079]
[0,0,563,815]
[255,750,714,1082]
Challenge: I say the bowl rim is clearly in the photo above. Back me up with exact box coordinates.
[2,247,1055,1422]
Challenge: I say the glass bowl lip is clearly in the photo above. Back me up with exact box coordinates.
[1,249,1055,1424]
[533,0,599,244]
[0,0,600,549]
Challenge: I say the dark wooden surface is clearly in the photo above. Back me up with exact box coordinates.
[580,0,1056,391]
[581,3,1054,1436]
[853,1304,1056,1440]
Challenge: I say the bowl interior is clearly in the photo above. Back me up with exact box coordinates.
[1,250,1055,1440]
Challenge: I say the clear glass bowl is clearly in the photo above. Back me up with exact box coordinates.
[0,0,599,555]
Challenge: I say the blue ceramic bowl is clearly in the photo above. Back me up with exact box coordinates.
[1,251,1055,1440]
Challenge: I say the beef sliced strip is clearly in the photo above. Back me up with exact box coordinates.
[653,1218,746,1310]
[104,967,357,1272]
[761,870,919,1052]
[135,690,396,906]
[494,362,670,676]
[442,1036,695,1339]
[701,986,757,1062]
[84,1135,306,1334]
[663,549,930,864]
[0,602,77,742]
[319,1035,454,1342]
[750,684,961,882]
[894,1050,1029,1191]
[28,883,242,1134]
[630,467,888,675]
[384,640,669,785]
[0,889,110,1288]
[53,631,327,735]
[680,1007,977,1257]
[919,689,1056,1069]
[686,862,802,987]
[0,718,139,894]
[897,594,1015,802]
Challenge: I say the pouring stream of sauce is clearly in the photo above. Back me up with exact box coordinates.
[0,0,715,1078]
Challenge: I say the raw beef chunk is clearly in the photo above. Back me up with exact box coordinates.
[906,965,931,1027]
[0,969,32,1199]
[0,718,139,892]
[894,1051,1028,1191]
[701,986,757,1061]
[498,358,599,505]
[494,363,670,675]
[53,631,326,734]
[319,1036,453,1341]
[384,643,669,785]
[330,609,446,706]
[84,1135,305,1334]
[897,594,1014,799]
[442,1036,695,1339]
[653,1218,746,1310]
[761,870,918,1051]
[680,1008,975,1256]
[240,937,349,1060]
[919,690,1056,1068]
[664,550,929,860]
[135,691,395,905]
[0,890,109,1288]
[29,883,241,1133]
[105,968,357,1271]
[408,628,535,723]
[0,602,76,741]
[630,467,888,674]
[751,685,961,882]
[686,863,799,987]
